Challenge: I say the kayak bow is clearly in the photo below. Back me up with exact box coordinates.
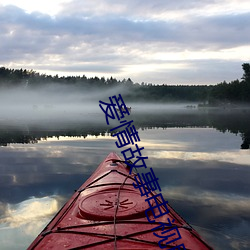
[28,152,213,249]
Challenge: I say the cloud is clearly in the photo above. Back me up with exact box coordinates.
[3,5,248,49]
[0,1,250,84]
[0,196,62,249]
[161,186,250,216]
[58,0,243,19]
[0,196,59,228]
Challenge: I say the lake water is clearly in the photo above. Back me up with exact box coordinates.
[0,104,250,249]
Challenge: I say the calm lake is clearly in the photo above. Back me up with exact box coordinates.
[0,104,250,249]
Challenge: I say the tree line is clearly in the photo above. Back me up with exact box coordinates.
[1,109,249,148]
[208,63,250,105]
[0,63,249,104]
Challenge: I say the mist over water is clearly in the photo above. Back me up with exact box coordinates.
[0,84,250,249]
[0,84,198,125]
[1,84,250,149]
[0,85,99,122]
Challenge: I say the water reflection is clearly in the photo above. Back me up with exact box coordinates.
[0,196,62,250]
[0,107,250,149]
[1,196,59,228]
[0,108,250,249]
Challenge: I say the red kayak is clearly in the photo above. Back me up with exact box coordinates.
[28,152,213,249]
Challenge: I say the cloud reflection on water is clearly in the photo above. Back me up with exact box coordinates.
[0,196,59,228]
[0,196,62,250]
[152,150,250,167]
[0,127,249,249]
[161,186,250,250]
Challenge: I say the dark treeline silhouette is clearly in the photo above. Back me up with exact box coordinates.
[208,64,250,105]
[0,63,250,104]
[0,109,249,149]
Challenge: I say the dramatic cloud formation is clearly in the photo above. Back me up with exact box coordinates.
[0,0,250,84]
[0,196,61,250]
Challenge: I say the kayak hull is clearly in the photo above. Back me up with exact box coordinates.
[28,152,213,249]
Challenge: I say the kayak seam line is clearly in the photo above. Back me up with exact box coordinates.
[55,220,178,230]
[82,183,134,189]
[114,169,131,249]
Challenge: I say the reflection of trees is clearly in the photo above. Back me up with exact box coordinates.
[0,132,38,146]
[0,123,111,146]
[241,133,250,149]
[0,109,250,149]
[132,109,250,149]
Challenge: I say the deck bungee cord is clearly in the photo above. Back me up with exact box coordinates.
[27,153,214,250]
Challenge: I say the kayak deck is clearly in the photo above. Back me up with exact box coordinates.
[28,152,213,249]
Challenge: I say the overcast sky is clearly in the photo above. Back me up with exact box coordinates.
[0,0,250,85]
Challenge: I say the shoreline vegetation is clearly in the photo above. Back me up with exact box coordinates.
[0,109,250,149]
[0,62,250,149]
[0,63,250,106]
